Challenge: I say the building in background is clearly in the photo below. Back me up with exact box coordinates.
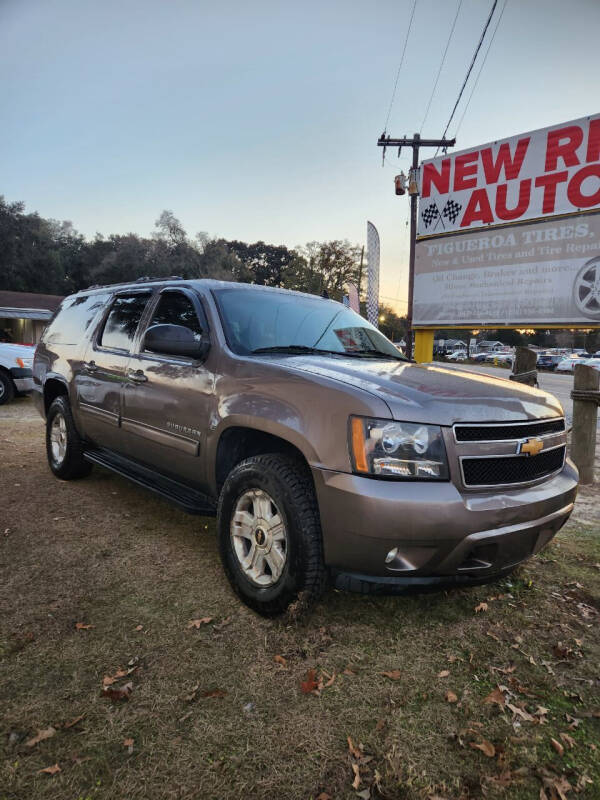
[0,291,63,344]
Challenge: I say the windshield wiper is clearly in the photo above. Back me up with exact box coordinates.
[251,345,341,356]
[342,349,407,361]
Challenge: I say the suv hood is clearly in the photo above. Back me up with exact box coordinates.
[275,356,563,425]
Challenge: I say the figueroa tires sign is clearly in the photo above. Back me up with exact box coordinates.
[414,114,600,327]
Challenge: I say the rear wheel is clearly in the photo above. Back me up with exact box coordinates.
[217,453,327,616]
[46,396,92,480]
[0,371,14,405]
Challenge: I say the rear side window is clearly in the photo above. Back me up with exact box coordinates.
[43,293,111,345]
[99,293,151,352]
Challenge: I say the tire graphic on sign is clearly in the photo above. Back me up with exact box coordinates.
[573,256,600,319]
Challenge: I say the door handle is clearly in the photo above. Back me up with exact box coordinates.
[128,369,147,383]
[84,360,98,373]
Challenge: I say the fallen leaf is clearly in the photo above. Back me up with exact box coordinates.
[351,762,361,790]
[375,718,386,732]
[75,622,93,630]
[438,670,450,678]
[274,654,287,668]
[343,667,356,676]
[490,664,517,675]
[201,688,227,699]
[102,669,128,686]
[507,703,534,722]
[484,687,506,709]
[123,738,134,747]
[63,714,86,729]
[301,669,320,694]
[135,625,143,631]
[550,737,564,756]
[101,682,133,702]
[445,690,458,703]
[316,794,332,800]
[381,670,402,680]
[187,617,213,629]
[475,602,488,613]
[39,763,60,775]
[355,790,371,800]
[323,671,336,688]
[25,727,56,748]
[559,732,576,749]
[347,736,363,760]
[470,739,496,757]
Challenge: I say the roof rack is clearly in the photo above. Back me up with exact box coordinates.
[85,275,185,291]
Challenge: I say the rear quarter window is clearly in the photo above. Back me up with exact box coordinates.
[43,293,111,345]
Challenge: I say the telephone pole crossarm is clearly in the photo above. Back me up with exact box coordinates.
[376,132,457,359]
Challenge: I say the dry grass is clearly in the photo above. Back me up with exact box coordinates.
[1,398,599,800]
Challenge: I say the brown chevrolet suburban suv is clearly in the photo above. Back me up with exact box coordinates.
[33,278,578,615]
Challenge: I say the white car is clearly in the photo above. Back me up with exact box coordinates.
[0,343,36,404]
[584,357,600,371]
[556,357,585,373]
[485,352,513,365]
[446,350,467,361]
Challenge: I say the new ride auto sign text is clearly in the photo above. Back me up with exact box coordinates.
[417,115,600,236]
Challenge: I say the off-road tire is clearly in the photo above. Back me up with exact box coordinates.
[0,371,15,405]
[217,453,327,616]
[46,396,92,480]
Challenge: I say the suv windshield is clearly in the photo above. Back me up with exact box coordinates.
[213,288,407,360]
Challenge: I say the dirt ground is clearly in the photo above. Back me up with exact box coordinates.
[1,397,599,800]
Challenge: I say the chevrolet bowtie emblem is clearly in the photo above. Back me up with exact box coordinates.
[518,437,544,456]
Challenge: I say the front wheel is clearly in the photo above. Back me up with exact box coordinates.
[217,453,327,616]
[0,371,15,405]
[46,396,92,480]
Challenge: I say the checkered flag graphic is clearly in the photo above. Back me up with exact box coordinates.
[421,202,440,229]
[442,198,462,225]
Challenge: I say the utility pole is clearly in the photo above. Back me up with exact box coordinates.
[377,132,455,358]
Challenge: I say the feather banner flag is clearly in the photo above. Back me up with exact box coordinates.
[366,221,380,327]
[347,282,359,313]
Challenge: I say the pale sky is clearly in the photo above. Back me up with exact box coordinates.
[2,0,599,313]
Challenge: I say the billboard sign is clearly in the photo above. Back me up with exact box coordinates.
[413,212,600,326]
[417,114,600,237]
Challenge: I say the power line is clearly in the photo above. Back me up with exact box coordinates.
[454,0,508,137]
[382,0,419,134]
[436,0,498,155]
[419,0,463,134]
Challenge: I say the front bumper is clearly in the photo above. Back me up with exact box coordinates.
[10,367,33,393]
[312,460,578,583]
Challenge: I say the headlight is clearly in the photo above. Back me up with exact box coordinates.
[349,416,449,479]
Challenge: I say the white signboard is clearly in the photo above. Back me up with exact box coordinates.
[417,114,600,237]
[414,212,600,326]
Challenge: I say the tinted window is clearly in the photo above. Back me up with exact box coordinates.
[99,293,151,351]
[214,288,405,360]
[43,293,111,345]
[146,292,205,344]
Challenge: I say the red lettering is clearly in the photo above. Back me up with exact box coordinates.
[481,138,530,184]
[421,160,450,199]
[534,171,568,214]
[586,118,600,163]
[495,180,531,220]
[453,152,479,192]
[545,125,583,171]
[460,189,494,227]
[567,164,600,208]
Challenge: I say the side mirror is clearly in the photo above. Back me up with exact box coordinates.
[144,323,210,360]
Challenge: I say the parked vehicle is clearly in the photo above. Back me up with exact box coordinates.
[471,353,489,362]
[446,350,467,362]
[33,279,578,615]
[537,354,563,371]
[556,357,585,373]
[584,358,600,371]
[484,352,513,366]
[0,343,35,404]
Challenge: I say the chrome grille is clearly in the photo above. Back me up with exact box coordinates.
[454,418,565,442]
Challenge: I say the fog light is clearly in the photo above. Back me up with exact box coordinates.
[385,547,398,564]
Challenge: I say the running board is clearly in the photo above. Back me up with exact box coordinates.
[84,449,217,516]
